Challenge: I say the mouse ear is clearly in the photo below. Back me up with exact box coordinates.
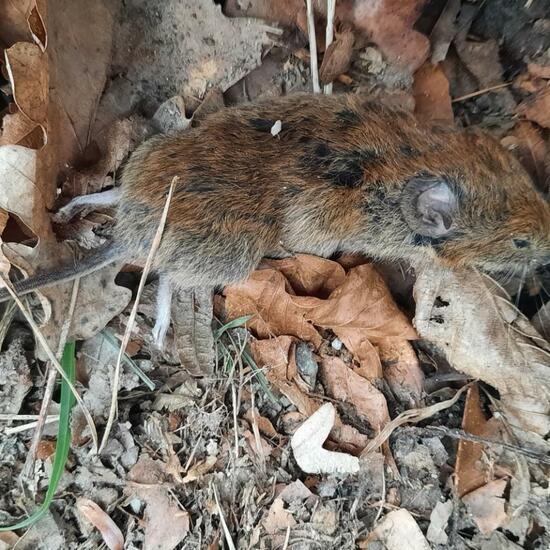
[401,176,457,238]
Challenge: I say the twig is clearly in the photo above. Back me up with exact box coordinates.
[0,274,98,453]
[212,483,236,550]
[99,176,177,453]
[323,0,336,94]
[22,278,80,481]
[451,82,511,103]
[5,417,59,435]
[400,425,550,464]
[305,0,320,93]
[361,385,469,457]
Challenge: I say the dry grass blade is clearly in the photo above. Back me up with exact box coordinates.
[23,278,81,480]
[212,483,236,550]
[323,0,336,94]
[361,385,469,457]
[305,0,320,93]
[98,176,177,453]
[0,274,99,453]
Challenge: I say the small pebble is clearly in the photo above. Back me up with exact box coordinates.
[331,338,343,351]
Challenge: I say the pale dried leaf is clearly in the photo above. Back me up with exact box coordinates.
[414,263,550,441]
[426,500,453,545]
[319,28,355,85]
[291,403,360,474]
[4,42,48,123]
[462,479,508,535]
[368,509,431,550]
[77,498,124,550]
[0,110,46,149]
[262,498,296,535]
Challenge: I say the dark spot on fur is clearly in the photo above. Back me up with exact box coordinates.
[336,108,361,125]
[249,118,276,132]
[314,142,332,160]
[399,144,419,157]
[434,296,449,307]
[284,185,302,196]
[325,149,379,188]
[181,178,219,193]
[412,234,447,248]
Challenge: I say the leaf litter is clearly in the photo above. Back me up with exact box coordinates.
[1,0,550,549]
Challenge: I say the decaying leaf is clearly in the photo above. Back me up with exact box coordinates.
[518,87,550,129]
[414,263,550,442]
[319,356,389,432]
[365,508,431,550]
[413,63,454,125]
[262,498,297,535]
[291,403,360,474]
[353,0,429,72]
[319,27,355,85]
[76,498,124,550]
[462,479,509,535]
[126,456,190,550]
[455,384,505,498]
[426,500,453,546]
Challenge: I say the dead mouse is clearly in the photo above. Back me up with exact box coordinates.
[1,93,550,345]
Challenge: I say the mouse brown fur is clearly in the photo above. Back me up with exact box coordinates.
[2,93,550,308]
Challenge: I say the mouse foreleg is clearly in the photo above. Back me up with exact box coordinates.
[52,188,122,223]
[152,273,173,347]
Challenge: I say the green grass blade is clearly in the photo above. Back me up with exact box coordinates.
[0,342,76,531]
[213,315,252,340]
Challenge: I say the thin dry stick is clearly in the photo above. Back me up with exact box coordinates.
[323,0,336,94]
[23,278,81,480]
[99,176,177,453]
[305,0,320,93]
[361,385,469,457]
[6,417,58,436]
[0,274,99,453]
[452,82,511,103]
[212,483,236,550]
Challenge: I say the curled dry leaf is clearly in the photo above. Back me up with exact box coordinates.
[352,0,429,72]
[0,110,47,149]
[251,336,369,451]
[319,356,389,432]
[455,384,505,498]
[77,498,124,550]
[518,87,550,129]
[377,339,424,407]
[291,403,360,474]
[319,27,355,85]
[228,256,416,380]
[413,263,550,442]
[412,63,454,125]
[4,42,48,123]
[364,509,431,550]
[0,0,45,47]
[462,479,509,535]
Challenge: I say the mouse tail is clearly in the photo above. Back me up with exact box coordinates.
[0,244,125,304]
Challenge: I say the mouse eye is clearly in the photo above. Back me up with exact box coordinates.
[513,238,530,249]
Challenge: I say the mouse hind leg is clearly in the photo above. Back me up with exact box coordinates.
[52,188,121,223]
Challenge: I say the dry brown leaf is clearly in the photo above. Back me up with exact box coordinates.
[126,456,190,550]
[0,0,41,46]
[291,403,360,474]
[243,408,281,440]
[353,0,429,72]
[429,0,461,64]
[319,356,389,432]
[414,263,550,443]
[182,456,217,483]
[462,479,509,535]
[265,254,346,297]
[363,508,431,550]
[518,87,550,129]
[76,498,124,550]
[262,498,297,535]
[0,110,46,149]
[4,42,48,123]
[251,336,369,451]
[377,339,424,407]
[455,384,505,497]
[502,122,549,190]
[224,0,306,29]
[413,63,454,125]
[319,27,355,85]
[225,269,323,347]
